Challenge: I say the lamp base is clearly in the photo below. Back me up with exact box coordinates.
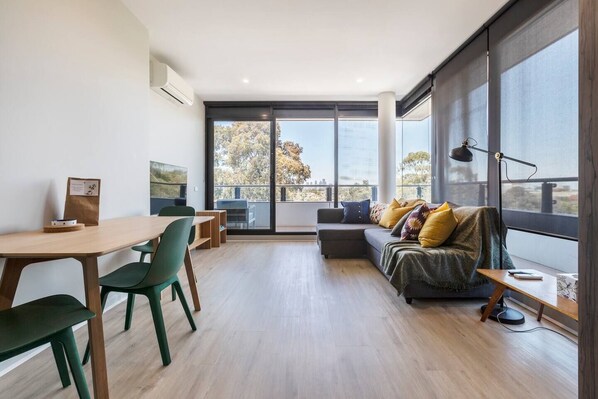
[480,304,525,325]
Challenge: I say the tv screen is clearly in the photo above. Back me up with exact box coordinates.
[150,161,188,214]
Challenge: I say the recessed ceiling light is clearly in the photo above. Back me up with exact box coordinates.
[242,78,250,84]
[356,78,364,83]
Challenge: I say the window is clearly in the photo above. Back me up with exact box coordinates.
[276,119,334,202]
[396,97,432,201]
[213,120,271,230]
[490,0,578,238]
[206,103,378,234]
[338,119,378,202]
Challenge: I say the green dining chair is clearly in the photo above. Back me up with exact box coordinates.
[131,206,196,302]
[82,217,196,366]
[0,295,95,399]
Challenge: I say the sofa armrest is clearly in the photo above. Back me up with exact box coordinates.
[317,208,344,223]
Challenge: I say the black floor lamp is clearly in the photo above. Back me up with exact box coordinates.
[449,138,537,325]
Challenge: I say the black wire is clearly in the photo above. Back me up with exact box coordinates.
[466,136,479,147]
[502,160,538,183]
[495,298,578,345]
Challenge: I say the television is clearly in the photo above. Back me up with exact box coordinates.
[150,161,188,214]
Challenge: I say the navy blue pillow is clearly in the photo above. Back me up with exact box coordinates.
[341,200,371,224]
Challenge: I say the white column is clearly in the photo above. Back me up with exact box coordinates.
[378,91,396,203]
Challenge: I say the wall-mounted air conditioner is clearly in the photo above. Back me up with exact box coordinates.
[150,60,194,106]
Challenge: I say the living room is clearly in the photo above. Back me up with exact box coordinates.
[0,0,594,398]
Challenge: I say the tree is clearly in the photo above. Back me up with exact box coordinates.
[397,151,431,199]
[214,122,312,201]
[399,151,431,185]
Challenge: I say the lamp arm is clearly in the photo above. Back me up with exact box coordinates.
[500,154,537,168]
[467,146,493,156]
[463,142,537,168]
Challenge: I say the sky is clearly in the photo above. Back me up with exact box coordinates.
[279,117,431,185]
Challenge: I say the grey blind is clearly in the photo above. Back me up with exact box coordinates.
[489,0,578,238]
[432,31,488,205]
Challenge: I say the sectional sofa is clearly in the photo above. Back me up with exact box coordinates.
[316,206,508,303]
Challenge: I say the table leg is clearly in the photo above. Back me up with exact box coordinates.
[183,247,201,311]
[481,284,506,322]
[537,303,545,322]
[80,257,110,399]
[0,258,54,310]
[0,259,27,310]
[151,238,160,261]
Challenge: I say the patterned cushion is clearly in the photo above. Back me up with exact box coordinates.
[400,203,435,241]
[369,203,388,224]
[390,208,416,237]
[341,200,371,224]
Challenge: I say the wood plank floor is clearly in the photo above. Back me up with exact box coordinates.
[0,241,578,398]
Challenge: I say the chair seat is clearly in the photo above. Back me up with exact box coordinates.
[99,262,151,289]
[131,242,154,254]
[0,295,94,355]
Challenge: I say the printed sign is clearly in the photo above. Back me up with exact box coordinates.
[69,179,100,196]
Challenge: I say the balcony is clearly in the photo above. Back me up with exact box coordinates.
[212,176,577,234]
[213,183,429,232]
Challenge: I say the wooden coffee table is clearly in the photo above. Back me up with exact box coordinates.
[477,269,578,323]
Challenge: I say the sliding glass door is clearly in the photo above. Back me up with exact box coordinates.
[206,104,378,235]
[212,120,272,231]
[275,119,334,232]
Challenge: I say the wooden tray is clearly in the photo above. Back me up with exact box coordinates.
[43,223,86,233]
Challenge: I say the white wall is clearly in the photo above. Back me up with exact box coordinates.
[0,0,204,374]
[148,60,205,210]
[507,230,578,273]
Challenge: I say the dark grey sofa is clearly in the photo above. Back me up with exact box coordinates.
[316,208,494,303]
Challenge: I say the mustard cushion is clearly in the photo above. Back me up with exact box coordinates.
[418,203,458,248]
[379,199,416,229]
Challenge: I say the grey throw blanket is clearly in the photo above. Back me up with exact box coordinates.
[380,206,514,294]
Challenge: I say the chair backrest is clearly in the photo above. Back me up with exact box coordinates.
[140,217,193,286]
[158,206,196,245]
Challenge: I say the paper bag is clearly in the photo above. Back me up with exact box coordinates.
[64,177,101,226]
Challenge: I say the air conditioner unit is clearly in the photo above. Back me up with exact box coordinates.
[150,60,194,106]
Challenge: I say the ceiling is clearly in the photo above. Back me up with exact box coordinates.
[122,0,508,101]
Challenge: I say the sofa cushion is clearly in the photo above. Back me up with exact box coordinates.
[400,203,435,240]
[317,223,382,241]
[341,200,371,224]
[379,199,416,228]
[369,202,388,224]
[419,203,458,248]
[364,228,402,253]
[390,207,416,237]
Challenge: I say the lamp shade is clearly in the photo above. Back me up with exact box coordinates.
[449,145,473,162]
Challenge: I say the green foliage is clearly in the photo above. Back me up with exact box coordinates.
[214,121,313,201]
[339,180,374,202]
[397,151,432,200]
[398,151,431,186]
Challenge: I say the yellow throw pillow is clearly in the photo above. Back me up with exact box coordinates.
[379,199,416,229]
[418,204,458,248]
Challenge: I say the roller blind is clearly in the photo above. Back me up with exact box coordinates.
[432,31,488,205]
[489,0,578,238]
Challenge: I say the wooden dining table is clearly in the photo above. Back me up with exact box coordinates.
[0,215,213,399]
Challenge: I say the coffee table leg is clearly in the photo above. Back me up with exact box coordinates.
[481,284,506,322]
[184,246,201,311]
[537,304,545,322]
[81,257,110,399]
